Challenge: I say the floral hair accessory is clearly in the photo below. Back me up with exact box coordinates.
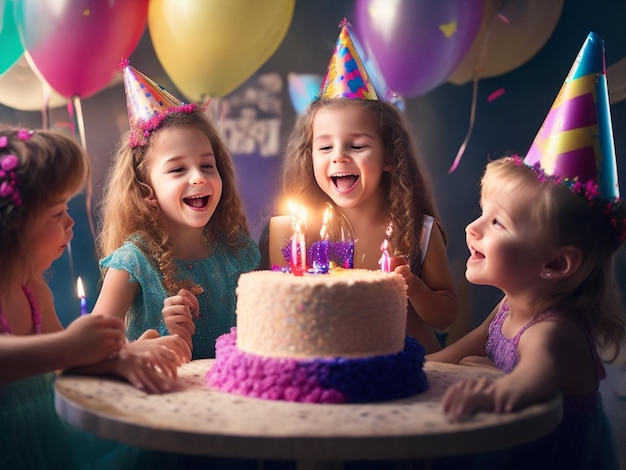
[17,129,33,141]
[121,60,198,147]
[511,155,626,243]
[0,152,22,214]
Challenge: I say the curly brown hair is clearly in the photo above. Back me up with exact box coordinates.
[97,109,250,295]
[280,98,444,271]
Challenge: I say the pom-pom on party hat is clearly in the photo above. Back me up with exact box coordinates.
[121,60,197,147]
[525,32,619,200]
[319,18,378,100]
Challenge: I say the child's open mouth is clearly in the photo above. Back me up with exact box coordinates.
[331,174,359,191]
[183,195,209,208]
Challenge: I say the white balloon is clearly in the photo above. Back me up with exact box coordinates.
[0,55,67,111]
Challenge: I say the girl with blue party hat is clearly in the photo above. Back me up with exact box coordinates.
[429,32,623,469]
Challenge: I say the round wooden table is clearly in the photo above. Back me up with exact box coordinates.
[55,359,562,468]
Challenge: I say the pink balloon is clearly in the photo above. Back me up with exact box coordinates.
[17,0,148,99]
[354,0,483,98]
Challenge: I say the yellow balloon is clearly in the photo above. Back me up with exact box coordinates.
[0,56,67,111]
[148,0,295,100]
[447,0,564,84]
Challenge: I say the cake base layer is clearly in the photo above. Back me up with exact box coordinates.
[206,328,429,404]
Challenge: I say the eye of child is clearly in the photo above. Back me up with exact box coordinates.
[492,218,505,229]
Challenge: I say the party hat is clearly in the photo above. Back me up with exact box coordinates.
[121,60,196,147]
[319,18,378,100]
[525,32,619,200]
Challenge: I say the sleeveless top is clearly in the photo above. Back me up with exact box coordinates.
[100,233,261,359]
[482,299,618,469]
[0,286,42,335]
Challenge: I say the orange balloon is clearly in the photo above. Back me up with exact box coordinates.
[148,0,294,100]
[447,0,564,84]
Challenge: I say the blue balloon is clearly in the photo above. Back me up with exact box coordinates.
[287,73,322,114]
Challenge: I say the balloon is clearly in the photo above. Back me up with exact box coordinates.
[16,0,148,99]
[148,0,295,100]
[0,0,24,75]
[0,56,67,111]
[353,0,483,98]
[288,73,322,115]
[448,0,564,84]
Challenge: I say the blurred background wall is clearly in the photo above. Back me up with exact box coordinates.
[1,0,625,337]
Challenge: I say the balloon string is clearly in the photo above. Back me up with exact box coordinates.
[40,83,51,130]
[448,73,480,174]
[67,96,96,243]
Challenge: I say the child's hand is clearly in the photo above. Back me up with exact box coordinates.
[137,329,192,363]
[112,339,181,394]
[391,255,416,295]
[63,315,126,365]
[162,289,198,351]
[440,376,496,422]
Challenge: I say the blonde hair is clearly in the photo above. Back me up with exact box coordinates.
[0,125,89,295]
[481,157,626,360]
[97,109,251,295]
[281,98,444,271]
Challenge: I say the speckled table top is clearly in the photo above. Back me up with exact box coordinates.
[55,360,562,461]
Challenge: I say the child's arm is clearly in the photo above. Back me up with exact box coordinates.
[441,318,581,422]
[90,267,139,321]
[394,223,458,331]
[0,314,126,385]
[426,300,500,363]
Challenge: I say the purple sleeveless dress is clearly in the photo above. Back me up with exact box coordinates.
[480,299,618,470]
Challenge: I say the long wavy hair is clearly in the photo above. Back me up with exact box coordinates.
[0,125,89,296]
[481,157,626,361]
[281,98,444,271]
[97,109,250,295]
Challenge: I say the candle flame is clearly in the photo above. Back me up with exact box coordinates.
[76,277,86,299]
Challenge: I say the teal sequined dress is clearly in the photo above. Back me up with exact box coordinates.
[100,234,261,359]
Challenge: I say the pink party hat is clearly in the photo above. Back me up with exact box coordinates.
[319,18,378,100]
[121,60,196,147]
[525,32,619,200]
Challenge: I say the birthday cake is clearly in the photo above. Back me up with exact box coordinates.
[206,269,428,403]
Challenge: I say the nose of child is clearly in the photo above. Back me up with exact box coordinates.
[190,172,207,186]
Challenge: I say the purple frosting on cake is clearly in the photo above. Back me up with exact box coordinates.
[206,328,428,403]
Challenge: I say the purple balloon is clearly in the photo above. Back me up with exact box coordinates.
[17,0,149,99]
[354,0,483,98]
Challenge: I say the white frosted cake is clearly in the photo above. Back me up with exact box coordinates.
[206,269,428,403]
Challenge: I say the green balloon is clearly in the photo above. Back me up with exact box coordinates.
[0,0,25,76]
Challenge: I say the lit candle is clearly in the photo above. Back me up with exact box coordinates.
[298,206,307,270]
[318,206,331,273]
[76,277,88,315]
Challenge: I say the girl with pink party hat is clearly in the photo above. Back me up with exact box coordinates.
[429,33,623,469]
[93,63,260,360]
